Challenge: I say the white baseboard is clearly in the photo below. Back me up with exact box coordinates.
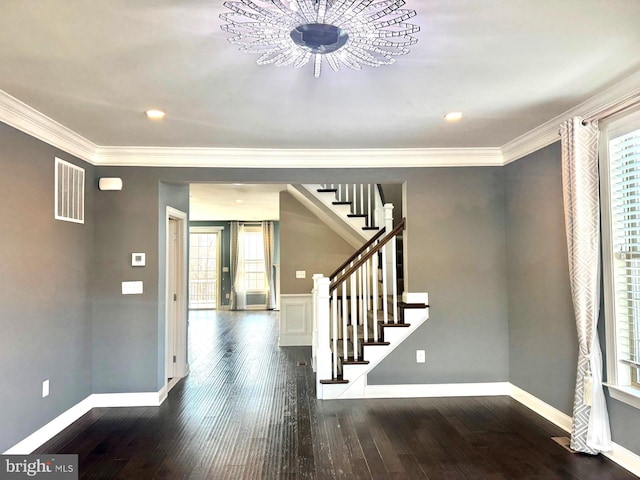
[91,391,165,408]
[3,396,94,455]
[604,443,640,478]
[509,384,573,432]
[3,389,168,455]
[509,383,640,478]
[6,380,640,478]
[365,382,511,399]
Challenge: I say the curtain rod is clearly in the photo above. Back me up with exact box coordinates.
[582,92,640,125]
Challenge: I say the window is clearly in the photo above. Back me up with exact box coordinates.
[189,228,222,309]
[601,109,640,407]
[243,227,266,291]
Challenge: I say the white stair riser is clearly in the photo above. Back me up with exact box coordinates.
[320,305,429,399]
[302,184,376,240]
[403,292,429,304]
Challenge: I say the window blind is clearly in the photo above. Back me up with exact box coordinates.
[611,127,640,367]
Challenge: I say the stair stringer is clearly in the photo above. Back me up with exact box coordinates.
[287,184,375,248]
[319,293,429,400]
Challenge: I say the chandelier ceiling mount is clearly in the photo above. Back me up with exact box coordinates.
[220,0,420,78]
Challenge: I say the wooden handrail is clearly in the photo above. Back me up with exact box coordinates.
[329,227,387,280]
[330,218,405,292]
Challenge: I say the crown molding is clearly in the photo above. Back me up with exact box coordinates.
[0,90,97,163]
[501,69,640,165]
[94,146,503,168]
[4,68,640,169]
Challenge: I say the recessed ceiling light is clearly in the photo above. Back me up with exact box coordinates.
[445,112,463,122]
[235,199,244,203]
[145,109,165,120]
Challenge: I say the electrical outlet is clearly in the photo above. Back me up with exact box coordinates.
[42,379,50,398]
[296,271,306,279]
[416,350,426,364]
[225,293,230,299]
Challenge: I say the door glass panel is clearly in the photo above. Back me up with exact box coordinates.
[189,232,218,309]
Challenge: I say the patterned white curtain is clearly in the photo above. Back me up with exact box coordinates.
[229,221,240,310]
[262,221,277,310]
[560,116,612,454]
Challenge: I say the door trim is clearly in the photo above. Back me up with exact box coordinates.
[165,207,188,390]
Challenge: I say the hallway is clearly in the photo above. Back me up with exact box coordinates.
[36,311,637,479]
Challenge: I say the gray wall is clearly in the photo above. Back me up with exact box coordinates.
[0,123,94,452]
[379,183,403,227]
[369,167,510,384]
[157,182,190,389]
[504,143,577,414]
[4,131,640,461]
[505,142,640,455]
[280,191,355,294]
[91,169,176,394]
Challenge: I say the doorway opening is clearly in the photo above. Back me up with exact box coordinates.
[189,227,223,310]
[165,207,188,392]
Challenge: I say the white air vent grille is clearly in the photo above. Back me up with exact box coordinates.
[55,157,85,224]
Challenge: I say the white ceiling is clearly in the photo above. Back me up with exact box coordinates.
[1,1,640,151]
[189,183,286,221]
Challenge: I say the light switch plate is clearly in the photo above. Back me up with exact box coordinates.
[416,350,426,363]
[296,271,306,279]
[122,281,144,295]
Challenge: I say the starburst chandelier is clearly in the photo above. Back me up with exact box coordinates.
[220,0,420,78]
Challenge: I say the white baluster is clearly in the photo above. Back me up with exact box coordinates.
[392,236,398,324]
[350,271,357,360]
[362,261,368,343]
[372,248,379,342]
[368,184,373,227]
[342,281,348,361]
[332,288,338,378]
[381,243,388,324]
[352,184,357,214]
[360,184,364,216]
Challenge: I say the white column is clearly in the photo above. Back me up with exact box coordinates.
[315,275,332,398]
[311,273,321,372]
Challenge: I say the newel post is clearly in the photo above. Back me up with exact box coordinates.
[383,203,394,232]
[311,273,321,372]
[313,275,331,398]
[383,203,395,286]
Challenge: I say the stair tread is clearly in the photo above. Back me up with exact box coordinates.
[317,188,337,193]
[398,302,428,309]
[320,378,349,384]
[332,201,352,205]
[347,213,367,218]
[362,226,380,230]
[341,358,369,365]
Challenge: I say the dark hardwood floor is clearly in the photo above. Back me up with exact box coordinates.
[36,310,637,479]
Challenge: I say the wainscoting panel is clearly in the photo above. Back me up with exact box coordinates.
[279,294,312,346]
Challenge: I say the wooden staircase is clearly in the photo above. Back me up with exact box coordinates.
[309,184,430,400]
